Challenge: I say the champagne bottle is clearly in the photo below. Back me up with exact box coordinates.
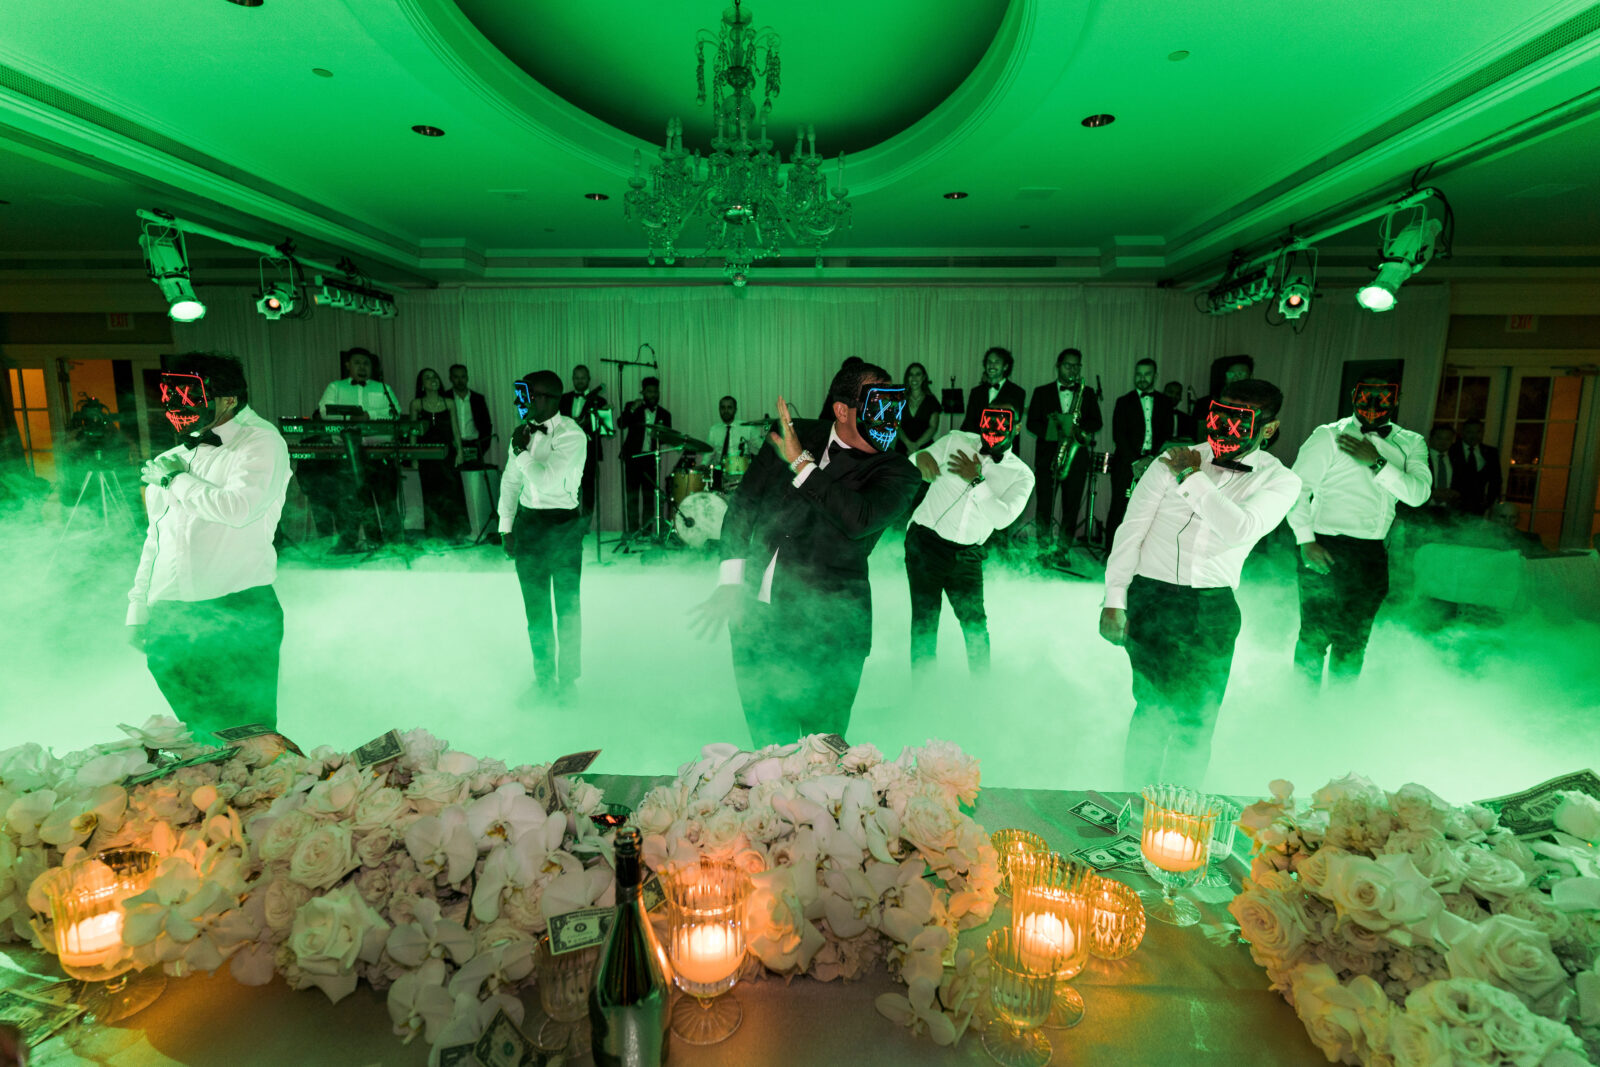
[589,827,671,1066]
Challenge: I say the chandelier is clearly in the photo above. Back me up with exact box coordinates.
[624,0,852,287]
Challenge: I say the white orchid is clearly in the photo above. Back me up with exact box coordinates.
[115,716,193,750]
[447,938,536,1000]
[465,782,547,851]
[73,749,154,789]
[404,806,476,885]
[470,816,574,923]
[386,958,454,1045]
[39,784,127,849]
[5,788,57,846]
[386,898,474,968]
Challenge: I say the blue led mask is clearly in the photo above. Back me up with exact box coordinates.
[513,380,532,422]
[857,385,907,452]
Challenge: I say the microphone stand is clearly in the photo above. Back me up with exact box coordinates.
[598,344,658,561]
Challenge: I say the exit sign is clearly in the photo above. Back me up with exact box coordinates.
[106,312,133,331]
[1505,315,1538,333]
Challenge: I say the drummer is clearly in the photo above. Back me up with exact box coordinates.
[683,395,761,490]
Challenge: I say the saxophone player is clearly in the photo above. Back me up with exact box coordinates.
[1026,348,1103,560]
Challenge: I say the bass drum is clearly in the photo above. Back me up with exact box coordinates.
[672,491,728,548]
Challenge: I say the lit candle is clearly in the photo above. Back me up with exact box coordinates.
[1142,827,1206,872]
[673,924,742,986]
[1016,912,1075,974]
[60,912,124,969]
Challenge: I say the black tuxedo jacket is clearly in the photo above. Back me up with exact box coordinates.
[961,380,1028,433]
[1110,389,1177,464]
[452,389,492,446]
[1448,441,1502,513]
[618,404,672,463]
[561,389,609,458]
[1024,382,1103,459]
[720,420,920,652]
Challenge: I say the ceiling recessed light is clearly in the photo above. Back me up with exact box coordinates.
[942,191,968,200]
[543,228,555,233]
[225,0,264,6]
[1081,114,1116,128]
[584,193,610,201]
[411,125,445,137]
[1019,224,1030,230]
[1167,50,1190,61]
[311,68,333,78]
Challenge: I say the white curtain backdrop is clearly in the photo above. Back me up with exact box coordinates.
[176,283,1452,533]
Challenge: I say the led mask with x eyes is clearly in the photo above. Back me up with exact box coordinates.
[977,407,1015,454]
[158,372,212,434]
[513,380,532,422]
[1205,400,1261,464]
[1352,382,1399,428]
[857,385,907,452]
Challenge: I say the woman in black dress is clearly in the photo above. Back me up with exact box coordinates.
[893,362,941,455]
[410,367,468,540]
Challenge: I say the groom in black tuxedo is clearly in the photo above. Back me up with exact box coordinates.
[693,361,920,746]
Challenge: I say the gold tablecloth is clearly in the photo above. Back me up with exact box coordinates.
[8,777,1322,1066]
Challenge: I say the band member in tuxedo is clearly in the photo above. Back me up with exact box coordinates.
[960,347,1026,432]
[683,395,759,489]
[1106,359,1178,546]
[129,353,290,737]
[693,361,920,745]
[1026,348,1103,555]
[1189,356,1253,425]
[1164,381,1196,441]
[560,364,610,516]
[1449,419,1502,515]
[1288,380,1430,687]
[1100,379,1301,788]
[314,347,403,553]
[906,401,1034,674]
[447,364,493,468]
[618,376,671,534]
[499,371,588,702]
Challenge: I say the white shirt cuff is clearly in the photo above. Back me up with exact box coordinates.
[792,462,818,488]
[1103,586,1128,611]
[719,559,746,586]
[127,602,150,626]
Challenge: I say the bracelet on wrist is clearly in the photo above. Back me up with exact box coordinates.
[789,450,815,474]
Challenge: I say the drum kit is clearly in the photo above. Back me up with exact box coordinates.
[630,419,768,550]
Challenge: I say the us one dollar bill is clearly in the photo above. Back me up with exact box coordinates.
[1478,769,1600,838]
[473,1006,540,1067]
[547,906,614,955]
[0,986,85,1048]
[213,723,305,755]
[353,729,404,771]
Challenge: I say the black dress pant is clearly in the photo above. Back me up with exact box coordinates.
[579,442,601,518]
[1122,576,1240,789]
[1294,533,1389,684]
[1034,444,1090,546]
[512,505,585,687]
[1105,458,1143,548]
[623,458,661,533]
[905,522,989,673]
[729,594,866,747]
[145,585,283,738]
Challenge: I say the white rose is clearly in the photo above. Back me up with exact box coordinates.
[257,810,315,863]
[1321,853,1441,933]
[1491,891,1572,946]
[1445,915,1569,1015]
[699,807,745,852]
[566,780,603,817]
[304,765,362,818]
[909,740,980,805]
[399,729,448,770]
[354,866,395,909]
[288,823,357,890]
[1228,874,1312,972]
[1389,784,1451,834]
[1313,774,1384,809]
[406,772,470,814]
[742,804,788,844]
[115,716,192,750]
[351,786,408,831]
[840,744,883,774]
[354,827,399,869]
[1388,1011,1453,1067]
[1294,847,1341,894]
[287,884,390,1003]
[1458,847,1527,900]
[1381,829,1469,894]
[1289,965,1382,1063]
[900,787,959,854]
[1403,976,1495,1026]
[261,877,313,932]
[633,790,679,837]
[435,751,480,776]
[1553,792,1600,845]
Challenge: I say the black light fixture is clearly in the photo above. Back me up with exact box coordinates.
[311,68,333,78]
[411,125,445,137]
[942,191,968,200]
[1081,114,1116,128]
[1167,50,1190,61]
[584,192,610,201]
[225,0,264,6]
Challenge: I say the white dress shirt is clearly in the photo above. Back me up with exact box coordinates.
[1429,448,1453,502]
[451,391,479,440]
[1103,441,1301,610]
[1286,417,1431,543]
[317,378,401,421]
[706,420,759,461]
[987,379,1010,403]
[497,415,587,529]
[1140,393,1155,452]
[127,406,291,625]
[910,431,1034,546]
[719,426,850,603]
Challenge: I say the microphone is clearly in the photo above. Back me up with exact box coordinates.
[1095,375,1103,400]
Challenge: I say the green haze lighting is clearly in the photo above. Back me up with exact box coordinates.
[139,227,206,323]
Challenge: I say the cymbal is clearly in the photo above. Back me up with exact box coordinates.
[647,424,714,452]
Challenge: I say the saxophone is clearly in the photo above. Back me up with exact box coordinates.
[1051,381,1086,480]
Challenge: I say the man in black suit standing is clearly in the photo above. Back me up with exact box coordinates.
[1449,419,1502,516]
[693,361,920,746]
[960,347,1027,432]
[1026,348,1103,555]
[1105,358,1177,546]
[560,364,610,517]
[617,376,671,535]
[447,364,493,468]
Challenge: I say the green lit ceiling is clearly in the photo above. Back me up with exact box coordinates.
[0,0,1597,286]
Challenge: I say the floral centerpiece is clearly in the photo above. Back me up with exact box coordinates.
[1229,774,1600,1066]
[631,735,1002,1045]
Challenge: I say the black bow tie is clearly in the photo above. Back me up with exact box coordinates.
[1365,425,1392,439]
[1139,392,1153,399]
[530,422,549,435]
[180,431,223,450]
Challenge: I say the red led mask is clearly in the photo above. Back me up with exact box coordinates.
[977,407,1015,452]
[1205,400,1259,459]
[158,372,210,433]
[1353,382,1399,427]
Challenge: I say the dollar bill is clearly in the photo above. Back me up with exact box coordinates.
[548,749,601,778]
[547,906,614,955]
[0,987,86,1048]
[212,723,305,756]
[473,1007,537,1067]
[530,772,555,814]
[1478,769,1600,838]
[122,747,236,788]
[1069,833,1144,871]
[436,1044,483,1067]
[640,873,665,913]
[818,733,850,755]
[1068,797,1125,833]
[353,729,404,771]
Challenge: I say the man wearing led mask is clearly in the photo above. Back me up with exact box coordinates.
[905,401,1034,675]
[128,352,291,736]
[691,361,920,745]
[1287,379,1430,686]
[1100,380,1301,789]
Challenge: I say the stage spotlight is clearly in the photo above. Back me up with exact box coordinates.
[1278,277,1312,319]
[312,274,396,317]
[139,228,206,322]
[1357,211,1442,313]
[255,282,298,320]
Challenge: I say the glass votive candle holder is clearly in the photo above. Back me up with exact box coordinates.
[1088,876,1146,960]
[534,934,599,1053]
[1139,785,1219,928]
[1007,851,1094,1029]
[990,829,1048,899]
[38,849,166,1023]
[664,858,750,1045]
[1207,795,1242,867]
[983,927,1057,1067]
